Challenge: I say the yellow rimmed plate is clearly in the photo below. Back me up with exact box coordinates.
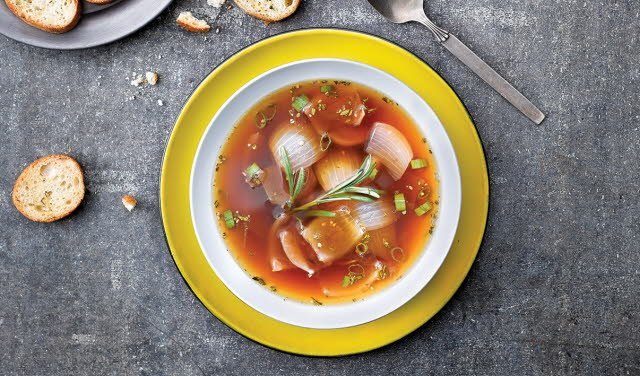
[160,29,489,356]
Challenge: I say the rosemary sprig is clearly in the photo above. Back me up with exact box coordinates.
[292,155,382,213]
[279,146,306,205]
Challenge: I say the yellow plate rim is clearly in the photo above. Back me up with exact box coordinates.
[160,28,489,356]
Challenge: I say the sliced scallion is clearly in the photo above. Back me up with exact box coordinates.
[414,201,432,216]
[254,112,267,129]
[320,84,335,93]
[320,132,332,151]
[243,162,265,188]
[410,158,428,169]
[223,210,235,229]
[264,104,277,120]
[292,95,309,112]
[245,162,262,178]
[394,191,406,213]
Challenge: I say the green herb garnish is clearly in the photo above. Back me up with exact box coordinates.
[410,158,428,169]
[292,155,380,213]
[254,104,277,129]
[243,162,264,188]
[223,210,235,229]
[394,191,406,213]
[300,210,337,218]
[414,201,432,216]
[320,84,335,93]
[279,146,306,205]
[292,95,309,112]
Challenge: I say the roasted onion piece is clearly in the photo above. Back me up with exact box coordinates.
[303,86,368,146]
[269,121,324,171]
[351,198,397,231]
[300,206,365,264]
[367,225,398,261]
[268,214,295,272]
[278,225,323,276]
[313,147,363,191]
[365,122,413,180]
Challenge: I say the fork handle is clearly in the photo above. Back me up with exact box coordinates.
[442,34,545,124]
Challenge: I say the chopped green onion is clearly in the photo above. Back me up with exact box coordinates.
[320,132,332,151]
[355,242,368,256]
[243,162,265,188]
[292,95,309,112]
[414,201,432,216]
[255,104,277,129]
[223,210,235,228]
[245,162,262,178]
[320,84,335,93]
[394,191,406,213]
[410,158,428,169]
[254,112,267,129]
[390,247,405,262]
[264,104,277,120]
[341,276,351,287]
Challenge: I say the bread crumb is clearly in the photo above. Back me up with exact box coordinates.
[145,71,159,85]
[130,75,144,87]
[157,99,164,106]
[177,11,211,33]
[207,0,225,8]
[122,195,137,211]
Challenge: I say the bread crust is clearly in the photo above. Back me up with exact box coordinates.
[176,17,210,33]
[4,0,81,34]
[233,0,300,22]
[85,0,113,3]
[12,154,85,223]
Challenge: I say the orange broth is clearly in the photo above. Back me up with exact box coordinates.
[213,80,439,305]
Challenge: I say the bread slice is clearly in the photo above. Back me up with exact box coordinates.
[12,154,85,223]
[176,11,210,33]
[233,0,300,22]
[4,0,81,34]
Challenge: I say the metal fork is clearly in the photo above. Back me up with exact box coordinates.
[367,0,545,124]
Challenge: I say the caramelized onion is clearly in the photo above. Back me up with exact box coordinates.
[300,206,365,263]
[269,122,324,171]
[313,147,363,191]
[304,87,369,146]
[262,165,318,206]
[365,122,413,180]
[351,198,397,231]
[367,225,397,260]
[268,214,295,272]
[262,165,289,206]
[278,226,323,276]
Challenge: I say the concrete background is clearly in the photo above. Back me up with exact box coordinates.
[1,0,638,375]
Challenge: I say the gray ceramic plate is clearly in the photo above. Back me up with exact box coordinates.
[0,0,173,50]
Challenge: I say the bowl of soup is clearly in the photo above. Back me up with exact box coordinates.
[190,59,461,329]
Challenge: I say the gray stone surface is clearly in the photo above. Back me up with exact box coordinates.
[1,0,638,374]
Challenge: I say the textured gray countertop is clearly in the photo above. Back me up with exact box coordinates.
[1,0,638,375]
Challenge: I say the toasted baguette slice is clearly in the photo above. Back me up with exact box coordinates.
[176,11,210,33]
[233,0,300,22]
[12,154,85,223]
[4,0,81,34]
